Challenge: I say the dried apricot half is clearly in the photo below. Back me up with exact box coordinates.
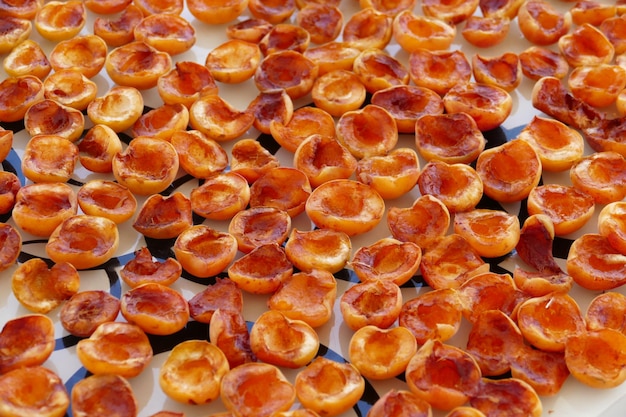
[340,279,402,331]
[71,373,137,417]
[0,314,54,374]
[0,366,69,417]
[566,233,626,291]
[60,290,121,337]
[351,237,421,286]
[173,225,238,278]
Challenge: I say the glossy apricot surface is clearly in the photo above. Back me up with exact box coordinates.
[71,374,137,417]
[60,290,121,337]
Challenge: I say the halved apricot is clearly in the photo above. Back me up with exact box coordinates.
[159,340,230,405]
[78,125,123,174]
[472,52,522,92]
[342,7,393,50]
[0,223,20,272]
[120,246,182,288]
[171,130,228,179]
[453,208,520,258]
[349,325,417,380]
[209,309,255,368]
[421,0,478,24]
[568,64,626,108]
[248,0,295,24]
[399,287,463,345]
[558,23,615,67]
[392,10,456,52]
[46,215,119,270]
[227,243,293,294]
[415,112,486,164]
[475,139,542,203]
[461,16,510,48]
[255,50,318,100]
[306,179,385,236]
[0,171,19,214]
[189,94,255,142]
[250,310,319,368]
[49,35,107,79]
[228,206,291,253]
[71,374,137,417]
[352,48,409,94]
[458,272,524,324]
[336,104,398,159]
[527,184,595,236]
[0,16,31,55]
[3,39,50,80]
[570,151,626,204]
[134,0,183,15]
[417,160,483,213]
[229,138,280,184]
[351,237,421,286]
[21,134,78,183]
[131,103,189,141]
[387,194,450,251]
[270,106,336,153]
[356,148,420,200]
[517,0,571,46]
[105,41,172,90]
[0,314,54,374]
[190,172,250,221]
[84,0,132,14]
[187,0,248,24]
[469,378,542,417]
[598,201,626,255]
[60,290,121,337]
[296,3,343,44]
[419,234,489,290]
[443,82,512,132]
[157,60,218,109]
[268,269,337,328]
[134,13,195,55]
[247,89,294,135]
[311,70,366,117]
[0,0,40,19]
[173,225,239,278]
[571,0,616,26]
[303,41,361,75]
[77,179,137,224]
[249,166,311,217]
[510,344,569,397]
[93,4,144,47]
[566,233,626,291]
[76,321,153,378]
[226,17,273,43]
[221,362,296,416]
[259,23,310,55]
[0,366,69,417]
[405,339,482,411]
[24,99,84,142]
[112,136,179,195]
[133,192,193,240]
[340,279,402,331]
[600,14,626,55]
[586,291,626,334]
[34,0,85,42]
[0,74,44,123]
[519,46,570,81]
[294,357,364,417]
[188,277,243,324]
[205,39,261,84]
[284,228,351,274]
[293,135,358,188]
[87,85,144,133]
[11,258,79,314]
[370,84,443,133]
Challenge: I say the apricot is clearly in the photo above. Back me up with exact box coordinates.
[419,234,489,290]
[600,14,626,55]
[340,279,402,331]
[60,290,121,337]
[458,272,524,324]
[0,314,54,374]
[311,70,366,117]
[87,85,144,133]
[43,70,96,113]
[0,0,41,20]
[93,4,144,47]
[516,292,586,352]
[21,134,78,183]
[173,225,238,278]
[405,339,482,411]
[342,7,393,50]
[105,41,172,90]
[598,201,626,255]
[582,114,626,156]
[421,0,477,24]
[250,310,319,368]
[228,206,291,253]
[461,16,510,48]
[259,23,310,55]
[417,160,483,213]
[472,52,522,92]
[159,340,230,405]
[206,39,261,84]
[49,35,107,79]
[571,0,616,26]
[303,41,361,75]
[3,39,50,80]
[517,0,571,46]
[249,167,311,218]
[157,61,218,109]
[134,0,183,15]
[112,136,179,196]
[586,291,626,334]
[12,182,77,238]
[565,328,626,389]
[466,310,524,376]
[0,16,31,55]
[75,321,153,378]
[228,243,293,294]
[226,17,273,43]
[568,64,626,108]
[209,308,255,368]
[171,130,228,179]
[306,179,385,236]
[190,172,250,221]
[510,344,570,397]
[336,104,397,159]
[24,99,84,143]
[78,180,137,225]
[188,277,243,324]
[133,13,195,55]
[559,23,615,67]
[270,106,336,153]
[567,233,626,291]
[352,48,410,94]
[478,0,524,19]
[476,139,542,203]
[294,357,364,417]
[349,325,417,380]
[387,194,450,251]
[351,237,421,286]
[443,82,513,132]
[34,0,85,42]
[293,135,358,188]
[267,268,337,328]
[519,46,570,81]
[469,378,542,417]
[189,94,255,142]
[399,288,463,344]
[229,139,280,183]
[415,112,486,164]
[371,84,443,133]
[77,125,123,174]
[221,362,296,416]
[120,246,182,288]
[71,374,137,417]
[0,366,69,417]
[131,103,190,141]
[0,75,44,123]
[46,215,119,270]
[527,184,595,236]
[11,258,79,314]
[296,3,343,44]
[247,89,294,135]
[570,151,626,204]
[84,0,132,14]
[255,50,318,100]
[187,0,248,24]
[284,228,351,274]
[248,0,295,24]
[392,10,456,52]
[444,407,487,417]
[0,223,20,272]
[356,148,419,200]
[454,209,520,258]
[0,171,19,214]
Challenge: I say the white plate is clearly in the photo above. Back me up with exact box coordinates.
[1,1,625,417]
